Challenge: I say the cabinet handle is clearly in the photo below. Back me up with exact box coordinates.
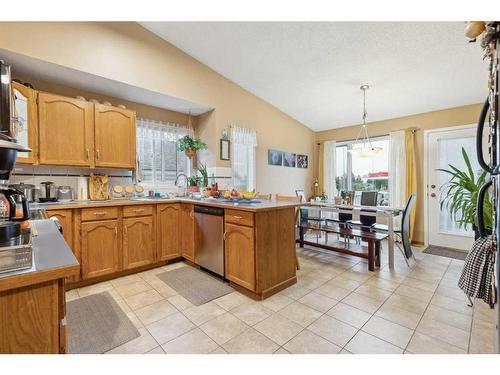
[96,149,100,160]
[124,226,128,235]
[223,232,227,240]
[114,227,118,236]
[86,149,90,160]
[94,211,106,216]
[232,215,243,220]
[190,211,194,218]
[134,208,145,213]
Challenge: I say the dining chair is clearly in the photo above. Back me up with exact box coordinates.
[275,194,301,270]
[347,192,378,240]
[256,193,272,200]
[372,194,417,265]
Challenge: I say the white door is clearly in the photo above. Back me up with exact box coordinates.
[426,125,483,250]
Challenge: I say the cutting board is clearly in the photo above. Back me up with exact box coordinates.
[89,174,110,200]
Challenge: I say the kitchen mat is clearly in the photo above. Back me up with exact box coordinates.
[66,291,140,354]
[423,245,468,261]
[157,266,233,306]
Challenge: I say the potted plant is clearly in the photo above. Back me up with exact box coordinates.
[439,147,492,239]
[196,163,209,188]
[178,135,207,158]
[187,176,200,193]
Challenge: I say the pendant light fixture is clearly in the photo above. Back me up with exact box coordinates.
[348,85,382,158]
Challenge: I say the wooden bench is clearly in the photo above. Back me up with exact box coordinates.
[297,223,388,271]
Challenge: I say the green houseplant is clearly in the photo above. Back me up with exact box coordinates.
[439,147,492,237]
[177,135,207,158]
[196,163,209,188]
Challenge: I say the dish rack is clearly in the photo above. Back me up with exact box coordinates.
[0,229,33,274]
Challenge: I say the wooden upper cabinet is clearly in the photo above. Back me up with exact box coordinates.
[224,223,255,291]
[180,204,195,262]
[38,93,94,167]
[12,82,38,164]
[157,204,180,261]
[122,216,155,270]
[94,104,136,169]
[81,220,120,279]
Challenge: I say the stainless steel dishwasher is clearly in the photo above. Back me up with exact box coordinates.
[194,205,224,276]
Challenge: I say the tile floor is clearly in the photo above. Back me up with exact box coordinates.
[65,240,497,354]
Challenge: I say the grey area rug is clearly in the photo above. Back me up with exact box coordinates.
[66,291,140,354]
[157,266,233,306]
[423,245,468,261]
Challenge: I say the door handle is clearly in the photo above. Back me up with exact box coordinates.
[430,184,436,189]
[430,193,436,198]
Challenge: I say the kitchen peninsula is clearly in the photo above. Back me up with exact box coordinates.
[35,198,300,301]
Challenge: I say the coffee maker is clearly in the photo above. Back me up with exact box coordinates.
[0,60,31,249]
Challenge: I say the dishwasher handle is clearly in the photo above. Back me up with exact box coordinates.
[194,205,224,216]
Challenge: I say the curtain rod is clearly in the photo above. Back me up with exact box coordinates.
[316,127,419,145]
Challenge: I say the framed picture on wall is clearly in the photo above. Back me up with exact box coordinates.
[283,152,296,167]
[268,149,283,166]
[220,139,230,160]
[297,154,308,168]
[295,189,306,202]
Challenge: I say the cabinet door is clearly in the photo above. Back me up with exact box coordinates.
[122,216,155,270]
[12,82,38,164]
[180,204,195,262]
[81,220,120,279]
[157,204,180,261]
[224,223,255,291]
[94,104,136,169]
[38,93,94,167]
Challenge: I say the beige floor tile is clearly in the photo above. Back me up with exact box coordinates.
[354,284,392,301]
[162,262,187,271]
[299,292,339,313]
[231,301,273,326]
[339,349,353,354]
[416,317,470,350]
[325,276,362,291]
[469,318,496,354]
[146,312,195,344]
[326,302,371,329]
[342,292,384,314]
[146,278,178,298]
[260,293,294,312]
[137,267,167,282]
[375,304,422,330]
[209,346,228,354]
[183,302,226,325]
[394,284,433,303]
[77,281,114,297]
[283,329,341,354]
[423,305,472,332]
[135,299,178,325]
[106,327,158,354]
[254,314,303,346]
[124,289,163,311]
[308,315,358,347]
[406,332,466,354]
[212,292,251,311]
[340,270,373,283]
[297,274,330,290]
[364,277,400,292]
[315,284,351,300]
[115,280,152,298]
[199,312,249,345]
[222,328,279,354]
[274,347,291,354]
[277,301,323,327]
[167,294,194,311]
[384,294,428,315]
[65,289,79,302]
[345,331,403,354]
[435,285,469,302]
[126,311,145,329]
[280,284,312,300]
[362,316,413,349]
[162,328,218,354]
[113,298,132,314]
[473,302,496,323]
[109,274,143,287]
[146,346,166,354]
[430,294,472,316]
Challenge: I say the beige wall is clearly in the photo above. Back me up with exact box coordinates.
[0,22,315,196]
[316,103,483,244]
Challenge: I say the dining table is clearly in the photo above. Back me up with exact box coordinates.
[300,201,403,269]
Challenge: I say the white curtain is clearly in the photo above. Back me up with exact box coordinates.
[323,140,336,201]
[231,126,258,191]
[389,130,406,208]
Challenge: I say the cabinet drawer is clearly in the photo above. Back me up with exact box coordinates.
[81,207,118,221]
[225,209,254,227]
[123,205,154,218]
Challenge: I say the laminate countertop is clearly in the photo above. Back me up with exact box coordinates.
[30,197,302,212]
[0,220,79,292]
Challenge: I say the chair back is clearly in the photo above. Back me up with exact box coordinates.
[401,194,417,259]
[360,209,377,227]
[257,193,272,200]
[360,191,378,206]
[276,194,301,202]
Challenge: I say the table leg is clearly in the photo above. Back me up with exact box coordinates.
[388,214,395,269]
[299,225,304,248]
[368,241,375,271]
[375,241,381,267]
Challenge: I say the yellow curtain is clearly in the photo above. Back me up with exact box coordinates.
[404,129,417,240]
[317,142,324,197]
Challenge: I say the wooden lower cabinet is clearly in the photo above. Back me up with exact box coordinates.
[180,204,195,262]
[122,216,155,270]
[224,223,256,291]
[81,219,121,279]
[157,204,180,261]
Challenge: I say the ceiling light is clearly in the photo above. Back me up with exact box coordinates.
[348,85,382,158]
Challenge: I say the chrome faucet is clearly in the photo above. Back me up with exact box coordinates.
[174,173,189,197]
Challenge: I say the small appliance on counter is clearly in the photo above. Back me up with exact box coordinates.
[76,175,89,201]
[9,182,39,203]
[38,181,57,202]
[56,185,73,202]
